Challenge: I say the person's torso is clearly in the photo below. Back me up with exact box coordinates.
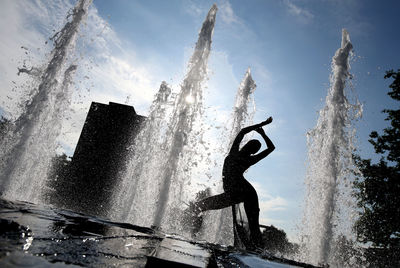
[222,153,251,178]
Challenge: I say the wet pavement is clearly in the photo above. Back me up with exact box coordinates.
[0,199,317,267]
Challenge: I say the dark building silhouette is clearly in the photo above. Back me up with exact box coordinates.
[49,102,145,217]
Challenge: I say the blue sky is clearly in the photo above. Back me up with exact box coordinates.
[1,0,400,241]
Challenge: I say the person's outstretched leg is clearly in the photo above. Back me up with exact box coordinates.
[196,192,232,212]
[184,192,232,235]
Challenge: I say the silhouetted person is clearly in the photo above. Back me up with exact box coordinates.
[193,117,275,247]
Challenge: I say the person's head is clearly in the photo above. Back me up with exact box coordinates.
[240,139,261,155]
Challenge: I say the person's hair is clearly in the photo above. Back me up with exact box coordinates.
[240,139,261,155]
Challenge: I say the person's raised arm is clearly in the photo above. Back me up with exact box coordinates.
[249,125,275,165]
[229,117,273,154]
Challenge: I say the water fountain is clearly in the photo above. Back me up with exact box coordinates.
[0,0,92,203]
[299,29,362,266]
[108,6,261,247]
[111,81,172,222]
[0,1,369,266]
[202,68,257,245]
[151,4,217,230]
[111,5,218,234]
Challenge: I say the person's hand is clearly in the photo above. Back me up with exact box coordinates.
[255,127,265,135]
[260,116,273,126]
[256,116,273,128]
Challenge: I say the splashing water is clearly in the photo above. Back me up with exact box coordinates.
[0,0,92,203]
[228,69,257,149]
[143,4,217,230]
[299,29,362,266]
[110,81,172,222]
[202,68,257,245]
[111,5,217,233]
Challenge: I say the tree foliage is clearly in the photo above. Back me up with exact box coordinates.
[260,225,298,256]
[354,69,400,267]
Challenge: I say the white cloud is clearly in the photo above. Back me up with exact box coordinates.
[259,217,285,226]
[250,180,289,226]
[219,0,239,25]
[250,181,269,199]
[86,55,157,106]
[283,0,314,23]
[253,62,273,87]
[260,196,288,212]
[184,0,243,27]
[184,0,205,18]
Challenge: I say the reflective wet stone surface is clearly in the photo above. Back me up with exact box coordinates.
[0,199,317,267]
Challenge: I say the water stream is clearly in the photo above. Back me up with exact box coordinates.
[204,68,257,245]
[111,5,218,234]
[110,81,172,222]
[299,29,362,266]
[0,0,92,203]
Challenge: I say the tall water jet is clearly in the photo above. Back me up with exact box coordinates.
[114,5,217,232]
[110,81,172,221]
[300,29,361,265]
[204,68,256,245]
[0,0,92,203]
[153,4,217,228]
